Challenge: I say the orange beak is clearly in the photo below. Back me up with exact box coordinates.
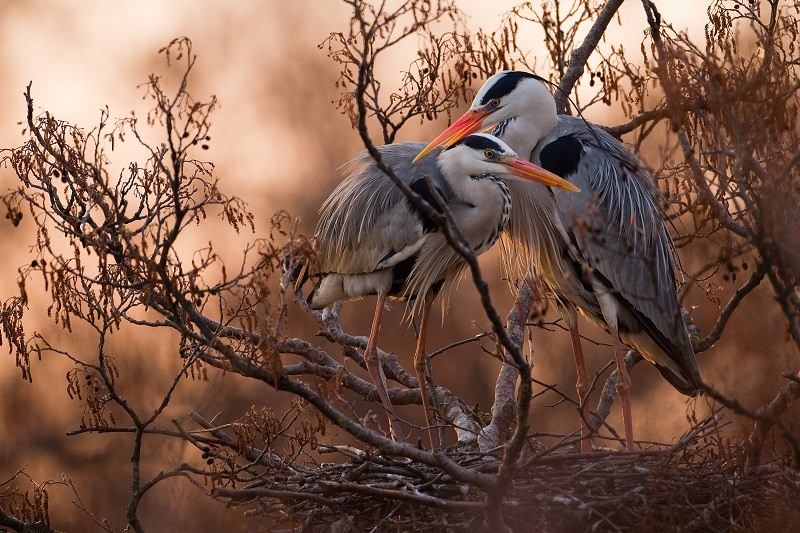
[412,108,491,163]
[500,155,580,192]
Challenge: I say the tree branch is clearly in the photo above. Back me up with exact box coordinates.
[693,265,765,352]
[0,505,59,533]
[747,370,800,466]
[478,277,534,452]
[555,0,626,114]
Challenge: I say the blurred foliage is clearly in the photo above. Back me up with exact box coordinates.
[0,1,798,531]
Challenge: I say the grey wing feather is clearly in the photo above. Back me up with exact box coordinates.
[314,142,447,275]
[539,117,696,373]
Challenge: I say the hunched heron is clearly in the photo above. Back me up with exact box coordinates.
[310,132,578,445]
[415,71,704,451]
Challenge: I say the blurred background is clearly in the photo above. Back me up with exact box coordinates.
[0,1,796,530]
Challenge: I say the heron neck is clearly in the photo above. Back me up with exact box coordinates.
[435,156,509,220]
[494,113,556,162]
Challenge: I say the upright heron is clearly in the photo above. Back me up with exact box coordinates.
[310,133,578,445]
[415,71,703,451]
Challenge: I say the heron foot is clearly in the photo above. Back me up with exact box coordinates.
[414,300,439,450]
[365,292,407,443]
[611,327,634,451]
[570,325,593,453]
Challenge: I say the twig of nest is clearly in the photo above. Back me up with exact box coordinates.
[213,412,800,532]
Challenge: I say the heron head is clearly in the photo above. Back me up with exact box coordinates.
[413,71,556,162]
[437,133,578,192]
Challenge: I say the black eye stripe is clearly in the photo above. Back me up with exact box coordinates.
[457,134,504,152]
[479,72,538,105]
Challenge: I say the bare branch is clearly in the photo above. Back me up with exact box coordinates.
[478,277,534,452]
[555,0,626,114]
[748,370,800,466]
[693,265,766,352]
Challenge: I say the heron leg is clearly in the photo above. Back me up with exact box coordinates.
[365,291,405,442]
[569,325,592,453]
[414,296,439,450]
[611,327,634,451]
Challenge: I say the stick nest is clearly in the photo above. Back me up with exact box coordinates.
[216,419,800,532]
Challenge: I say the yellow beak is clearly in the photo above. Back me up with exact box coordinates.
[500,155,580,192]
[412,108,491,163]
[414,106,580,192]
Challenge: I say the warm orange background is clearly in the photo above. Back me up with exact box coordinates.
[0,2,795,531]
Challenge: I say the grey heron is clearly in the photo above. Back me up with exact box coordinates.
[415,71,704,451]
[310,133,579,445]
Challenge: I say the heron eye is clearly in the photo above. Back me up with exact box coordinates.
[484,149,496,159]
[489,98,501,108]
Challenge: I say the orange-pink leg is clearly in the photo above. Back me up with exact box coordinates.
[413,298,439,450]
[365,291,405,442]
[569,325,592,453]
[610,326,634,450]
